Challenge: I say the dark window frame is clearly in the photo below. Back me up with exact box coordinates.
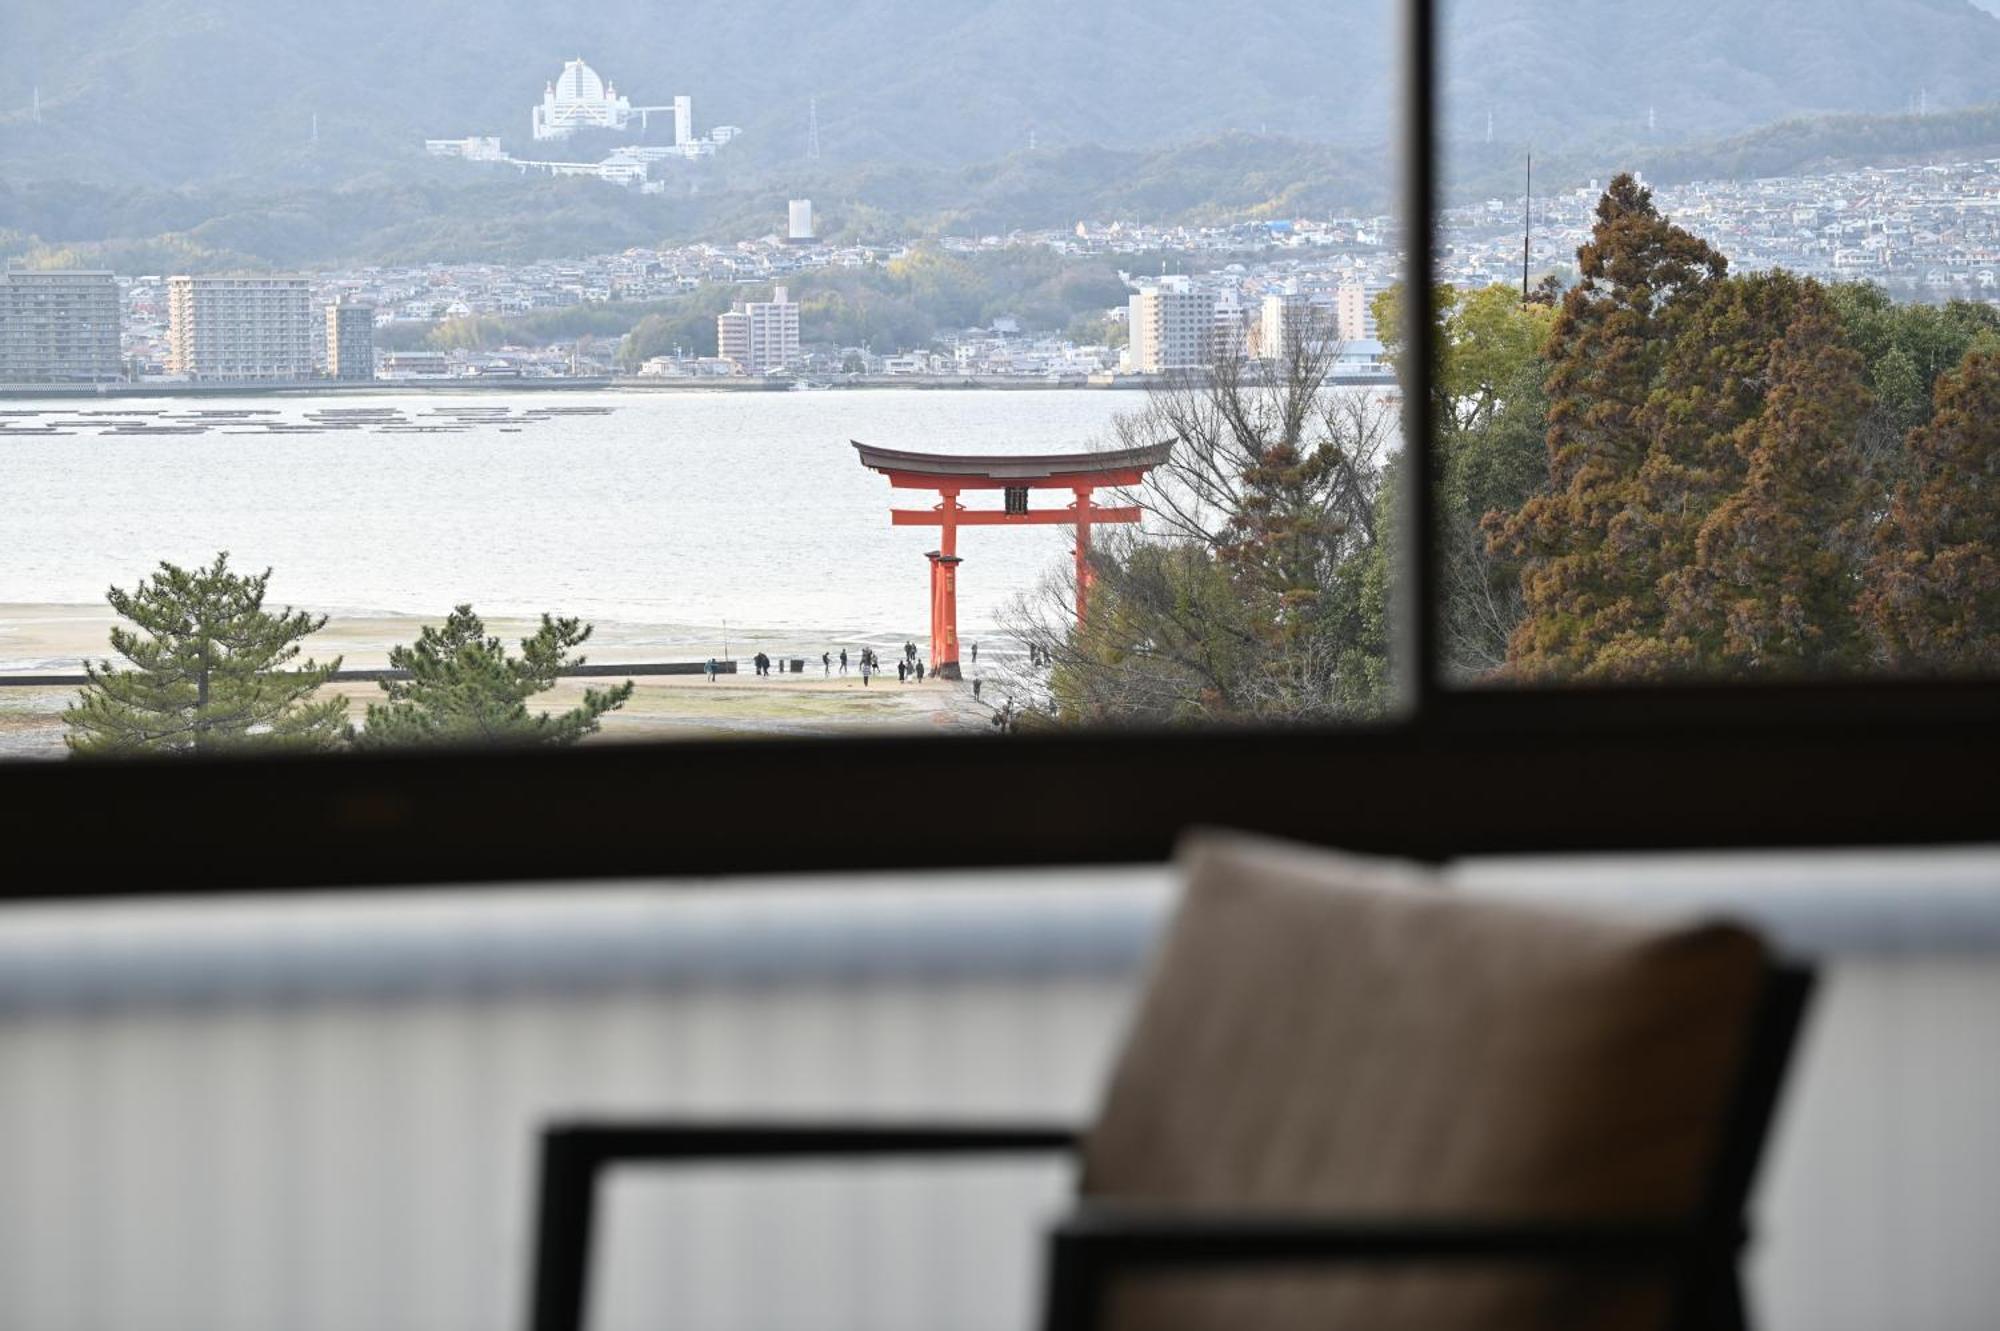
[2,0,1995,899]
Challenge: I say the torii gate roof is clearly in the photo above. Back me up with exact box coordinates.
[851,439,1173,487]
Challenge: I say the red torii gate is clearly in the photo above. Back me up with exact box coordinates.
[853,440,1172,679]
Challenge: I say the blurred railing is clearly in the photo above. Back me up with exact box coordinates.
[0,853,1995,1331]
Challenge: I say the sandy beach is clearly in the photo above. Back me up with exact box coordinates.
[0,604,1006,758]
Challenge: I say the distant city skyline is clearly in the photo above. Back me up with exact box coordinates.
[9,152,2000,389]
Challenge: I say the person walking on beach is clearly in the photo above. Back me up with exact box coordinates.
[970,641,978,666]
[897,660,907,684]
[915,659,925,683]
[705,657,717,683]
[822,651,830,676]
[839,648,849,675]
[861,657,871,686]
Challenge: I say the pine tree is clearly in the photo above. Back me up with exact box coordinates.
[1662,288,1877,673]
[1487,174,1728,681]
[1860,348,2000,671]
[63,553,346,757]
[349,605,634,748]
[1209,348,1346,639]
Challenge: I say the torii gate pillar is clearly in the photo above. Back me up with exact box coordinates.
[926,551,963,679]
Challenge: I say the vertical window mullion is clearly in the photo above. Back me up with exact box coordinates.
[1398,0,1444,720]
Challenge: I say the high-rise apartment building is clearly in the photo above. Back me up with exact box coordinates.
[716,285,800,374]
[716,309,751,367]
[1211,294,1252,363]
[1127,288,1216,373]
[1336,281,1377,344]
[1257,292,1337,361]
[167,276,315,382]
[326,301,376,381]
[788,199,815,243]
[0,269,121,384]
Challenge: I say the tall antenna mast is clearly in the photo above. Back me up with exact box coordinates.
[806,96,821,160]
[1522,152,1532,304]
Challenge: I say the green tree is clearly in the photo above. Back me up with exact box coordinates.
[349,606,634,748]
[1827,284,2000,429]
[1376,281,1556,673]
[1375,282,1555,455]
[63,553,345,757]
[427,315,510,351]
[883,245,986,328]
[619,309,720,366]
[1488,173,1729,681]
[1860,348,2000,671]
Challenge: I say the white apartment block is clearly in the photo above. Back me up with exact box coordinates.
[717,284,800,374]
[1258,292,1302,360]
[1257,292,1338,361]
[1211,296,1252,363]
[1128,288,1217,373]
[716,309,751,367]
[424,137,505,162]
[168,276,315,382]
[0,269,120,384]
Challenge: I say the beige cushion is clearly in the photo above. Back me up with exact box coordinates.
[1078,830,1771,1331]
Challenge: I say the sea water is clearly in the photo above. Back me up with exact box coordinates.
[0,389,1138,643]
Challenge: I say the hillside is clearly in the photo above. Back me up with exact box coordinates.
[2,0,1999,189]
[1438,0,2000,149]
[1447,101,2000,203]
[0,135,1389,272]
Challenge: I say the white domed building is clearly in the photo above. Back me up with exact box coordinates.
[531,58,634,140]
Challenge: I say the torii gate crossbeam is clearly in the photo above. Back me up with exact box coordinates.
[853,440,1172,679]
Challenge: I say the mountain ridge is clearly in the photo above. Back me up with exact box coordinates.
[11,98,2000,275]
[3,0,1999,188]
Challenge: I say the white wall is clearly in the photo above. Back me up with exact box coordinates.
[0,852,1995,1330]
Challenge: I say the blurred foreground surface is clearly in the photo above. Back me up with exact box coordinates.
[0,852,1995,1330]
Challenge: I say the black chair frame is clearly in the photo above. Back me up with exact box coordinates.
[526,965,1812,1331]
